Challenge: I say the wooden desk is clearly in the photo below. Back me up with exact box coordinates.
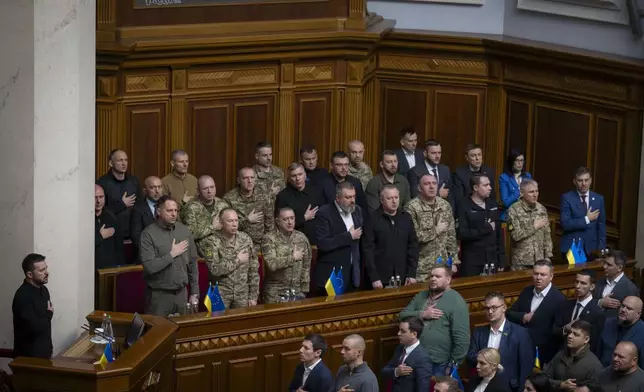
[171,261,637,392]
[10,312,178,392]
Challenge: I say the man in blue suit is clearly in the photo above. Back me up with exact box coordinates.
[314,181,364,296]
[597,296,644,369]
[288,334,333,392]
[382,316,432,392]
[559,167,606,259]
[468,291,533,392]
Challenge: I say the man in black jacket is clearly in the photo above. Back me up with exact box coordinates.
[130,176,164,255]
[95,184,125,269]
[12,253,53,359]
[363,185,419,289]
[453,144,497,214]
[96,149,142,238]
[319,151,368,213]
[299,145,330,188]
[458,174,505,277]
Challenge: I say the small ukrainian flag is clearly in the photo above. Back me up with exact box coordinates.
[204,284,213,315]
[534,346,541,370]
[566,241,578,265]
[99,341,113,366]
[325,268,337,296]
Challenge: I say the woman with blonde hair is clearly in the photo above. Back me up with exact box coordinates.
[466,348,511,392]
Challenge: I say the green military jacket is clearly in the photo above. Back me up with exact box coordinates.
[507,200,553,268]
[180,197,230,256]
[261,229,312,303]
[223,187,274,247]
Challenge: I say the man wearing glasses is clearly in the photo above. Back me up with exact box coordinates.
[467,292,534,392]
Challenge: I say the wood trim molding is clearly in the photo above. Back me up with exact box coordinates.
[379,54,488,77]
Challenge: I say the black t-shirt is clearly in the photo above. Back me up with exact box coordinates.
[12,281,53,358]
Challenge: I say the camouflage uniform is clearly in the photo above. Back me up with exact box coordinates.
[405,197,459,282]
[507,200,553,270]
[180,197,230,257]
[223,187,275,248]
[253,165,286,200]
[201,231,259,309]
[349,163,373,190]
[261,229,312,304]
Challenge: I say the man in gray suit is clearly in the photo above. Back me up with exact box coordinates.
[408,139,454,214]
[594,250,639,317]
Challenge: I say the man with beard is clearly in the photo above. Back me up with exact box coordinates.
[254,141,285,200]
[458,174,505,277]
[139,196,199,317]
[299,145,330,187]
[332,334,379,392]
[181,175,230,256]
[288,334,333,392]
[12,253,53,358]
[452,144,496,213]
[275,163,325,244]
[131,176,164,254]
[406,173,459,282]
[320,151,368,212]
[224,167,274,248]
[598,296,644,368]
[363,185,418,289]
[95,184,125,269]
[598,341,644,392]
[261,207,312,303]
[408,139,454,211]
[507,179,553,271]
[400,264,470,377]
[314,182,364,296]
[200,208,259,309]
[161,149,198,206]
[96,149,142,238]
[364,150,411,211]
[347,140,373,190]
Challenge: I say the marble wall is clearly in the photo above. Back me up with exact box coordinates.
[0,0,95,358]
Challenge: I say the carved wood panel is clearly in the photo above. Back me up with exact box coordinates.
[125,102,168,182]
[594,116,622,225]
[380,84,429,151]
[295,91,333,167]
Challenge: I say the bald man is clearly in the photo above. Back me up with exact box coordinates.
[95,184,125,269]
[347,140,373,189]
[333,334,379,392]
[598,296,644,369]
[131,176,164,253]
[180,176,230,256]
[598,341,644,392]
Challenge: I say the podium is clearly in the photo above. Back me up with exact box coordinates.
[9,311,177,392]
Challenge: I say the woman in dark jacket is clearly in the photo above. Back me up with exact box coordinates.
[466,348,511,392]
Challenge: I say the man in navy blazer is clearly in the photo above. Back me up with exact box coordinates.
[597,296,644,368]
[506,259,566,365]
[452,144,497,215]
[468,292,533,392]
[593,250,639,318]
[288,334,333,392]
[407,139,455,212]
[382,316,432,392]
[559,167,606,259]
[314,181,364,296]
[394,127,424,176]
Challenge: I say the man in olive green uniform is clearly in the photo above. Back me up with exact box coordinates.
[364,150,411,211]
[181,175,230,256]
[223,167,274,248]
[139,196,199,317]
[507,179,552,270]
[347,140,373,190]
[261,207,312,303]
[253,141,285,200]
[201,208,259,309]
[406,173,459,281]
[161,149,198,207]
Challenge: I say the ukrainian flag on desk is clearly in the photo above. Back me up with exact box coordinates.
[99,341,113,366]
[325,268,344,296]
[204,283,226,315]
[450,365,464,390]
[566,239,587,265]
[534,346,541,371]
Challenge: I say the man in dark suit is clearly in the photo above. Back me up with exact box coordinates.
[131,176,164,256]
[452,143,497,213]
[394,127,424,176]
[507,259,566,365]
[299,145,330,188]
[288,334,333,392]
[319,151,368,212]
[597,296,644,368]
[95,184,125,269]
[594,250,639,318]
[553,269,605,353]
[381,316,432,392]
[468,292,533,392]
[314,181,364,296]
[559,166,606,259]
[408,139,454,211]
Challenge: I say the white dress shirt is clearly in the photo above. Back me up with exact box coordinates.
[571,295,593,322]
[474,376,493,392]
[302,358,322,385]
[425,162,439,183]
[530,283,552,312]
[395,341,420,377]
[602,272,624,298]
[146,197,157,217]
[487,319,506,349]
[405,150,416,169]
[335,202,354,231]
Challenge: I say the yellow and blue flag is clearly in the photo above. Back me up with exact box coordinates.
[325,268,345,296]
[566,241,579,265]
[450,365,464,390]
[204,284,213,314]
[436,255,443,264]
[325,268,336,296]
[534,346,541,370]
[99,341,113,366]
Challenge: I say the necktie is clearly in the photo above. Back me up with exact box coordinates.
[153,204,158,219]
[399,350,406,364]
[432,168,439,184]
[572,302,583,321]
[581,194,588,211]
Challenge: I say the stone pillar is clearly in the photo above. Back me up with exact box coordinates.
[0,0,95,357]
[636,120,644,268]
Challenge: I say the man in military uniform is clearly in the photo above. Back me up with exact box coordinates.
[261,207,312,303]
[507,179,552,270]
[406,173,459,282]
[254,141,285,199]
[200,208,259,309]
[223,167,274,248]
[347,140,373,190]
[180,175,230,256]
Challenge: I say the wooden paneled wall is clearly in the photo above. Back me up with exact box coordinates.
[96,29,644,255]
